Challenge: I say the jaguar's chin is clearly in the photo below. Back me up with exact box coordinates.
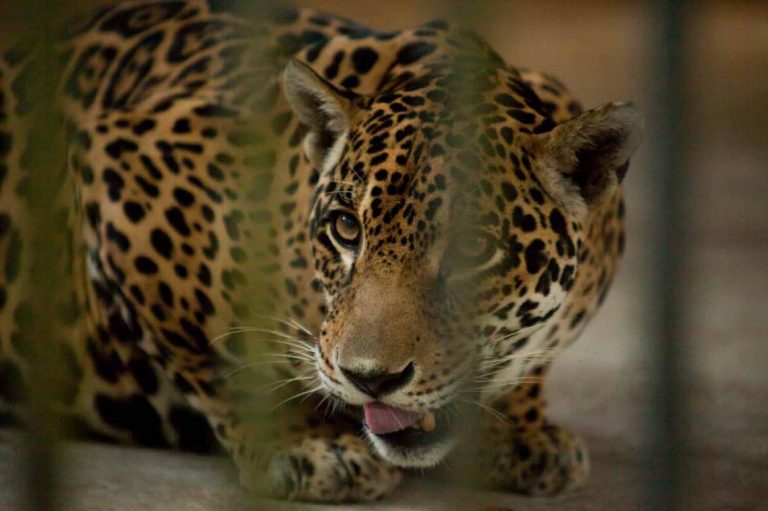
[364,405,458,468]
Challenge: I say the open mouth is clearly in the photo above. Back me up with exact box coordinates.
[363,402,455,459]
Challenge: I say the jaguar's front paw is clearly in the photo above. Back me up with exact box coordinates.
[239,433,402,503]
[485,422,589,496]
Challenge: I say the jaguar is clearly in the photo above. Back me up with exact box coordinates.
[0,0,642,503]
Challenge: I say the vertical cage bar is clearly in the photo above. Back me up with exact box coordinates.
[442,2,499,508]
[644,1,691,510]
[20,1,68,510]
[224,2,291,510]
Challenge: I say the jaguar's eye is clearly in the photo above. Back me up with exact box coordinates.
[330,210,362,249]
[449,232,497,269]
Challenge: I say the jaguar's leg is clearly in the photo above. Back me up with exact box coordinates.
[216,381,402,503]
[238,430,402,502]
[481,367,589,496]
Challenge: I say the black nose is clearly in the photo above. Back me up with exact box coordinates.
[340,362,415,398]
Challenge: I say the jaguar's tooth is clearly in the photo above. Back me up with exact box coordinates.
[420,412,436,432]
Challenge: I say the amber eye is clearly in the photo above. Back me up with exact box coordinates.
[330,210,362,249]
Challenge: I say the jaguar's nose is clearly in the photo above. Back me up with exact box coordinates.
[339,362,415,398]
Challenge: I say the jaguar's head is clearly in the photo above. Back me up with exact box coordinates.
[284,55,641,467]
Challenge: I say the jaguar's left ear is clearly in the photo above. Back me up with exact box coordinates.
[535,102,643,216]
[284,59,358,172]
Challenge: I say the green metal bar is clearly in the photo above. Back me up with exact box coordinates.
[443,2,494,508]
[19,1,68,510]
[643,1,691,510]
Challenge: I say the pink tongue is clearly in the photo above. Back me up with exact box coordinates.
[364,402,421,435]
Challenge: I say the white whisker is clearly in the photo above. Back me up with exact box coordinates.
[263,374,316,394]
[249,314,315,337]
[220,360,295,380]
[466,376,545,391]
[270,385,324,411]
[459,398,511,425]
[212,334,316,356]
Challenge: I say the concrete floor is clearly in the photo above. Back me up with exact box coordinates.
[1,371,765,511]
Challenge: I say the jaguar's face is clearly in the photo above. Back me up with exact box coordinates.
[284,58,641,467]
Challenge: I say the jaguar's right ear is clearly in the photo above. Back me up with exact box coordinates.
[284,59,358,172]
[532,101,643,218]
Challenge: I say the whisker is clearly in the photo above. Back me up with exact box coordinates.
[466,376,546,391]
[270,385,324,411]
[475,349,560,377]
[263,374,316,394]
[247,327,309,341]
[443,402,462,422]
[283,317,314,337]
[477,347,560,365]
[313,393,332,414]
[214,327,309,344]
[212,334,316,356]
[244,348,315,360]
[330,396,343,416]
[475,362,554,381]
[481,323,547,346]
[269,351,316,363]
[220,360,297,380]
[459,398,511,425]
[248,314,315,337]
[209,327,316,349]
[230,351,316,369]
